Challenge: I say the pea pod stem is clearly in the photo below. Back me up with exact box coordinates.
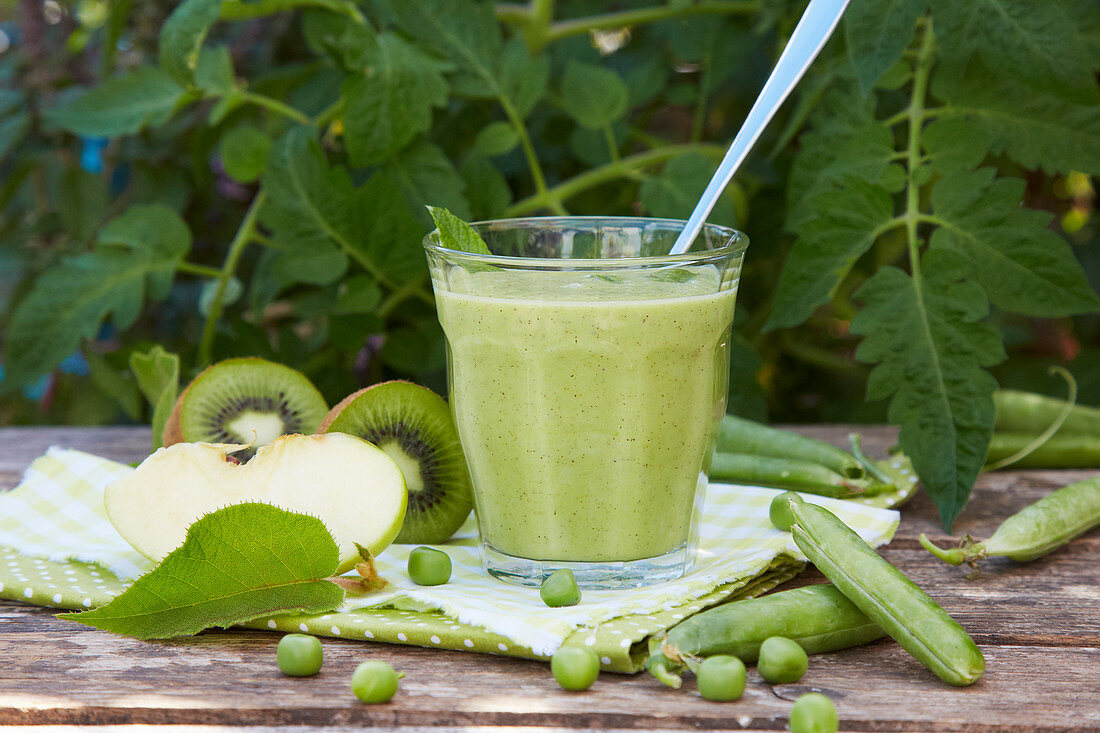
[921,477,1100,565]
[716,415,865,479]
[986,367,1078,471]
[788,497,985,686]
[848,433,896,486]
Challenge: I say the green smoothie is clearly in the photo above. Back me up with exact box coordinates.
[435,267,737,563]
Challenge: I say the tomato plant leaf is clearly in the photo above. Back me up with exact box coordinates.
[195,45,236,95]
[844,0,924,93]
[219,125,271,183]
[930,0,1099,104]
[2,205,189,393]
[767,178,895,330]
[852,251,1006,530]
[129,345,180,451]
[498,38,549,118]
[58,168,110,243]
[640,152,741,226]
[61,503,344,639]
[931,60,1100,176]
[159,0,223,86]
[47,67,186,137]
[341,32,449,165]
[380,140,470,225]
[929,169,1100,317]
[561,60,628,130]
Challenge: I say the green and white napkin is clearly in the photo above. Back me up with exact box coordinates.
[0,447,915,672]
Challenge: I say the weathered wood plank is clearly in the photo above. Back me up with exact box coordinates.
[0,426,1097,732]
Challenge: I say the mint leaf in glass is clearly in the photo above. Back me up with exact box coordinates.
[60,503,344,640]
[427,206,491,255]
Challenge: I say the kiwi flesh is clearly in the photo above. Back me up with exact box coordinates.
[319,381,472,544]
[163,357,329,449]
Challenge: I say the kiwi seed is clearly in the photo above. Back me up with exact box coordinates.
[319,381,473,544]
[163,357,329,448]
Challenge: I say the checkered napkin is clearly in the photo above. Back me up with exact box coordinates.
[0,447,915,671]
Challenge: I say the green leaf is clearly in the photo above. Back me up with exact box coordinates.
[844,0,924,93]
[767,178,895,330]
[2,205,190,393]
[388,0,502,99]
[381,319,445,374]
[194,45,236,95]
[85,350,143,421]
[921,117,989,174]
[47,67,186,137]
[930,0,1100,104]
[459,154,511,220]
[786,83,900,229]
[62,503,344,639]
[219,125,271,183]
[929,168,1100,317]
[851,250,1006,529]
[58,168,110,243]
[427,206,491,255]
[341,32,449,166]
[334,275,382,314]
[380,140,470,225]
[260,127,356,281]
[498,37,549,118]
[726,331,768,422]
[561,60,628,130]
[640,152,742,227]
[159,0,223,86]
[0,112,30,161]
[129,345,180,451]
[931,60,1100,176]
[473,121,519,156]
[351,174,427,283]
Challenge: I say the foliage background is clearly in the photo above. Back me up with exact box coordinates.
[1,0,1098,526]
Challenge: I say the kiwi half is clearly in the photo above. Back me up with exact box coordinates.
[163,358,329,448]
[319,381,472,544]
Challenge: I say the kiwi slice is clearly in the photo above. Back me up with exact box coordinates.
[319,381,473,544]
[163,358,329,448]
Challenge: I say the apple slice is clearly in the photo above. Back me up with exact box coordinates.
[105,433,407,574]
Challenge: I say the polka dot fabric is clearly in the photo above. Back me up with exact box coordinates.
[0,447,915,672]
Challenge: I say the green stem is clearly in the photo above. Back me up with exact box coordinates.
[378,279,434,318]
[602,124,620,162]
[500,96,560,212]
[505,143,725,215]
[903,21,936,284]
[240,91,312,126]
[176,261,226,279]
[197,191,266,367]
[220,0,364,23]
[312,99,344,129]
[503,1,759,49]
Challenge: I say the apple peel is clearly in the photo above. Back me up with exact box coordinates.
[105,433,408,574]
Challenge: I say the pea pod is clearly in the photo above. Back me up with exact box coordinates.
[710,453,868,497]
[994,389,1100,436]
[647,584,885,688]
[985,433,1100,469]
[920,476,1100,565]
[716,415,865,479]
[787,496,985,687]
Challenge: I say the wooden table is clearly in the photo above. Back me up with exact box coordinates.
[1,426,1097,731]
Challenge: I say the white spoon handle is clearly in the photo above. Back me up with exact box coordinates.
[668,0,850,255]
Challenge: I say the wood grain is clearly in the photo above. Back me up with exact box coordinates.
[0,426,1097,731]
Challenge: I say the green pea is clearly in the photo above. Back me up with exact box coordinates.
[757,636,808,683]
[351,660,400,703]
[769,491,801,531]
[695,655,746,701]
[276,633,323,677]
[407,546,452,586]
[540,568,581,607]
[789,692,838,733]
[550,646,600,691]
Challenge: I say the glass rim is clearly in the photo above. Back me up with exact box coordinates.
[422,216,748,269]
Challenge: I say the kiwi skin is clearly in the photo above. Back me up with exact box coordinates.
[163,357,328,447]
[319,381,473,544]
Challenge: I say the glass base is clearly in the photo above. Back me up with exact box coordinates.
[480,540,696,590]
